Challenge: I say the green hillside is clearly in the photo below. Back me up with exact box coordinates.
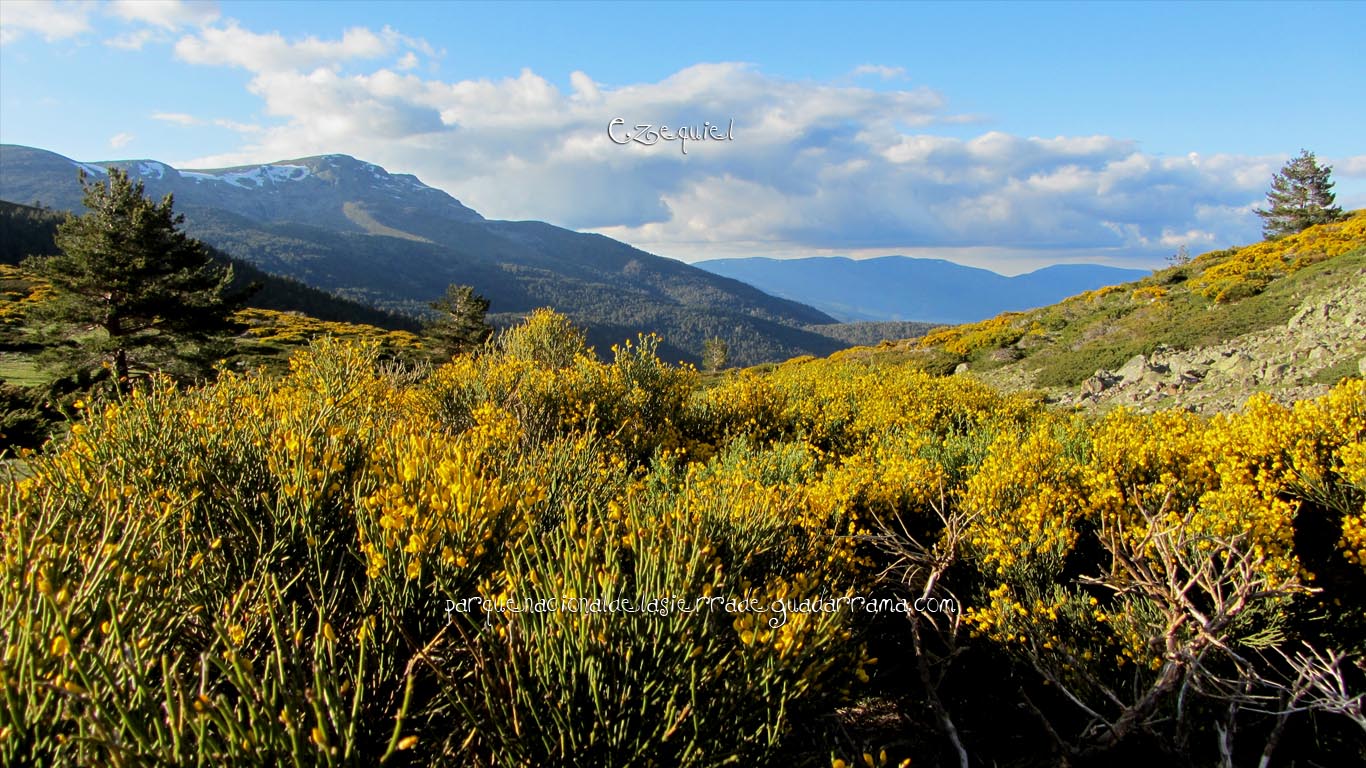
[0,201,431,450]
[1,200,421,332]
[842,210,1366,411]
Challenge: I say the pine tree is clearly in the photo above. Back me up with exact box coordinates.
[702,336,730,372]
[25,169,242,388]
[1254,150,1345,239]
[423,283,493,360]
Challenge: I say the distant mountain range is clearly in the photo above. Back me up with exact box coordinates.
[0,144,846,365]
[696,255,1149,324]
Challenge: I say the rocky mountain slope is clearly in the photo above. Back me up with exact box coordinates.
[1045,272,1365,413]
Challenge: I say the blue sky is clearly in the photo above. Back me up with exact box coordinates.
[2,0,1363,273]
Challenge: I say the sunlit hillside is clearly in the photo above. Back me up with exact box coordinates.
[845,211,1366,412]
[4,297,1363,765]
[6,2,1363,764]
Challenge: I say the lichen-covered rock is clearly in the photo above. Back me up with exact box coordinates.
[1081,370,1118,397]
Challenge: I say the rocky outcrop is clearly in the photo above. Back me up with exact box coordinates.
[1051,268,1366,413]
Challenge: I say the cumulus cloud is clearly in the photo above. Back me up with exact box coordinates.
[0,0,94,44]
[104,1,217,50]
[156,19,1285,270]
[108,130,134,148]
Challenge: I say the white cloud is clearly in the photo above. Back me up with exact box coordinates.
[569,70,600,102]
[152,110,199,125]
[1335,155,1366,178]
[3,1,215,48]
[173,22,416,72]
[105,27,155,49]
[108,0,218,30]
[153,110,260,134]
[852,64,906,79]
[0,0,94,44]
[395,50,418,71]
[108,130,134,148]
[163,19,1283,271]
[1159,227,1217,248]
[212,117,261,134]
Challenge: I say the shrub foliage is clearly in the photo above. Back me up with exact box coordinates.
[2,311,1363,766]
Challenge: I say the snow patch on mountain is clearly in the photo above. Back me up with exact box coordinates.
[180,164,311,188]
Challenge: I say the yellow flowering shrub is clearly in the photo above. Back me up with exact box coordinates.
[955,378,1365,757]
[236,307,424,354]
[917,312,1029,356]
[754,356,1037,456]
[1190,210,1365,302]
[4,308,1363,766]
[0,265,54,325]
[961,420,1087,577]
[1338,439,1366,563]
[813,430,948,560]
[496,306,589,368]
[447,438,866,765]
[357,403,542,583]
[683,370,790,462]
[1130,285,1168,302]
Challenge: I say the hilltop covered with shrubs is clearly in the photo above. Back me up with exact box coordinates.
[855,211,1366,413]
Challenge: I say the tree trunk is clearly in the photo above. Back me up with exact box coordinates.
[113,347,130,393]
[106,314,130,392]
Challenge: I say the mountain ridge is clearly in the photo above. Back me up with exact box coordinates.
[696,253,1149,324]
[0,144,844,365]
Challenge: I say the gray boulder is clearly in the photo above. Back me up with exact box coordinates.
[1081,370,1119,397]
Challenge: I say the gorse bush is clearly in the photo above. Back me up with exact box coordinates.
[3,312,1364,766]
[951,388,1366,761]
[1191,210,1366,303]
[238,307,424,356]
[496,306,591,369]
[0,327,866,766]
[917,312,1029,357]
